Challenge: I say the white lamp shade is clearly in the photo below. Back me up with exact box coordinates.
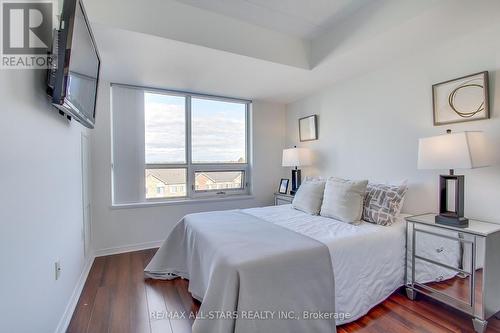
[418,131,490,170]
[282,148,312,167]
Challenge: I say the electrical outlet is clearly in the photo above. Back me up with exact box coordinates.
[55,261,62,280]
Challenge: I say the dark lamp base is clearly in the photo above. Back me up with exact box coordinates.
[291,169,301,194]
[435,215,469,228]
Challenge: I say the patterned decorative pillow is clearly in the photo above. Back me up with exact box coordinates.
[362,181,408,226]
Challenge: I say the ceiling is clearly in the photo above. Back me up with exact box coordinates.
[175,0,370,39]
[83,0,500,104]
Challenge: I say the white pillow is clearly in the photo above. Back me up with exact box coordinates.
[320,177,368,223]
[291,180,326,215]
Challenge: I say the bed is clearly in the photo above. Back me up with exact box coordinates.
[145,204,460,332]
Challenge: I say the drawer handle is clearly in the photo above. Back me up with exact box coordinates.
[436,247,444,253]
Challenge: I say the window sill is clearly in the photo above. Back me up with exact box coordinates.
[111,194,255,210]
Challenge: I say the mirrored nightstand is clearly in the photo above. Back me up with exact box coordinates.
[274,193,294,205]
[405,213,500,333]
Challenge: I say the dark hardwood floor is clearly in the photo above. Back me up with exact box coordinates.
[67,249,500,333]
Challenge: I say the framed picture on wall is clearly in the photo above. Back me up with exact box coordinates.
[278,179,289,194]
[432,71,489,126]
[299,115,318,142]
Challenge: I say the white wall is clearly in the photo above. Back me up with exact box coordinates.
[90,81,286,253]
[286,20,500,222]
[0,70,89,332]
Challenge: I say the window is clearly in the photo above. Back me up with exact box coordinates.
[156,186,164,195]
[111,84,251,204]
[145,93,186,164]
[195,171,244,192]
[145,168,187,199]
[143,89,250,201]
[191,98,246,164]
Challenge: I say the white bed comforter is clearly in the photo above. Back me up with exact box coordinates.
[243,204,407,324]
[145,209,336,333]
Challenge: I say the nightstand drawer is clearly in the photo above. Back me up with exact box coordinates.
[413,226,474,275]
[276,197,292,205]
[413,257,472,306]
[274,193,294,205]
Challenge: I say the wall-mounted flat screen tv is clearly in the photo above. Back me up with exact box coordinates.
[47,0,100,129]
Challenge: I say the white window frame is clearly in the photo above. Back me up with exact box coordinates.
[144,88,251,201]
[193,169,246,197]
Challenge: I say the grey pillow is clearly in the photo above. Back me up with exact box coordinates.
[320,177,369,223]
[292,181,326,215]
[362,181,408,226]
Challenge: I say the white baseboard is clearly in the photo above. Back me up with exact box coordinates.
[94,240,163,257]
[55,253,95,333]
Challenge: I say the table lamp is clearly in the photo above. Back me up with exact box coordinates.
[418,130,490,228]
[282,147,312,195]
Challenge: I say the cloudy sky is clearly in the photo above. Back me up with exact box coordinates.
[145,93,246,164]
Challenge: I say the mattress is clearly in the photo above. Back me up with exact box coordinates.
[243,204,407,325]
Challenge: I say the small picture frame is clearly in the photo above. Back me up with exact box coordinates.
[299,115,318,142]
[278,178,289,194]
[432,71,489,126]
